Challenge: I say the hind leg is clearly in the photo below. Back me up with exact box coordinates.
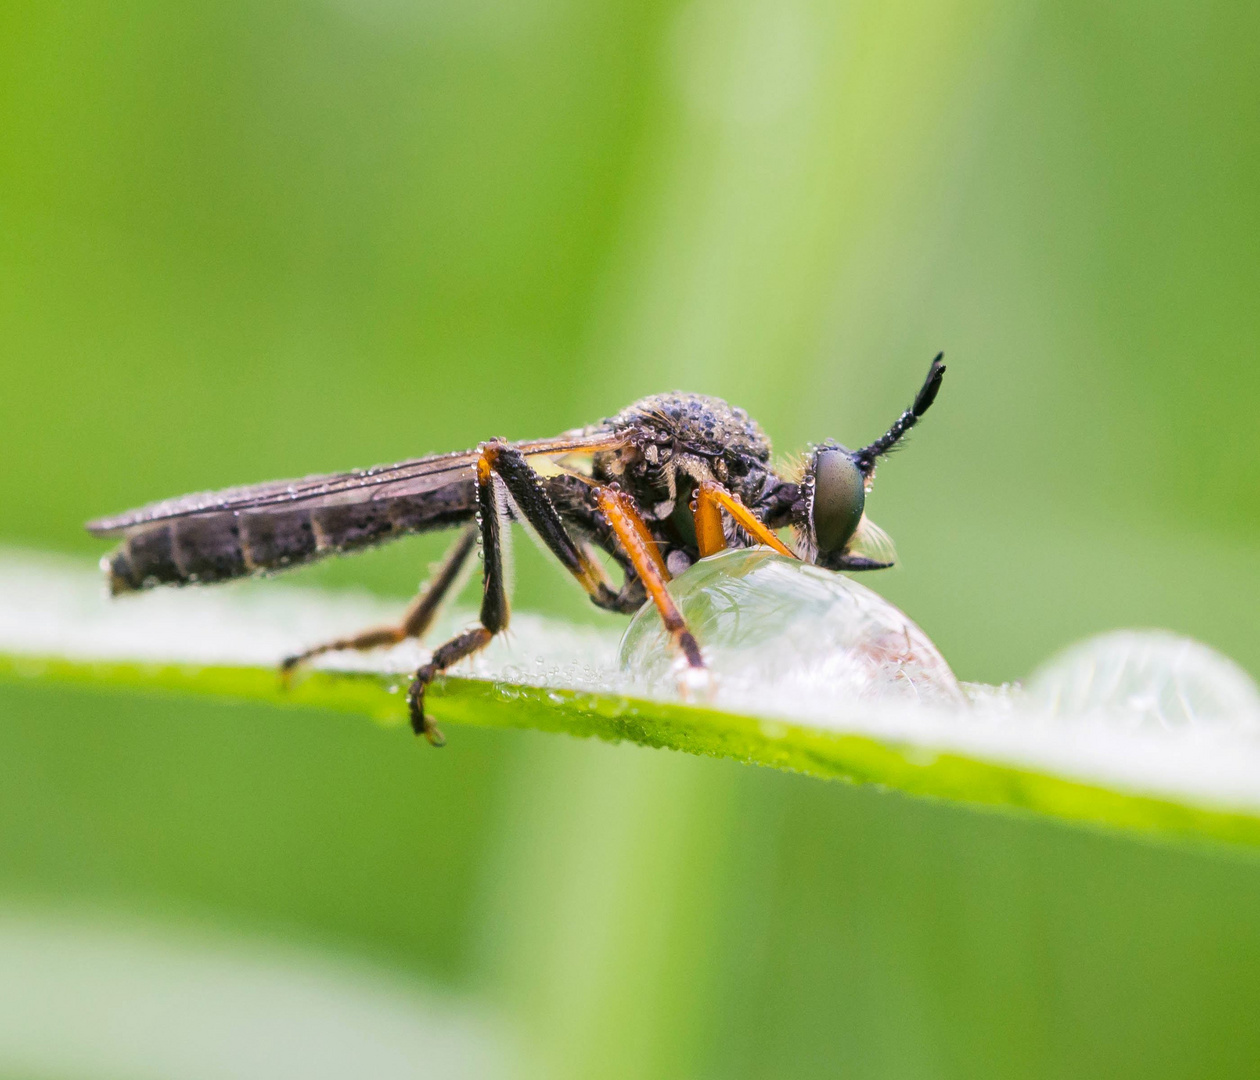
[281,523,478,675]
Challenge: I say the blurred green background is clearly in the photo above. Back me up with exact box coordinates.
[2,1,1260,1077]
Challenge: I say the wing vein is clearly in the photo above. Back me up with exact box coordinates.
[86,431,624,535]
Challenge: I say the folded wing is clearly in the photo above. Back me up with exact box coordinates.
[87,431,623,592]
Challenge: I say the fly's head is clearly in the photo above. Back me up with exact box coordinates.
[792,353,947,572]
[795,442,895,571]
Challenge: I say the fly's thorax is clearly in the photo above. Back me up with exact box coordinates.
[602,392,775,516]
[609,393,772,464]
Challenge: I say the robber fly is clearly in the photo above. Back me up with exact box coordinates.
[87,354,945,744]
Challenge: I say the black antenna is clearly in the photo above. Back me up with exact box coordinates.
[853,353,946,475]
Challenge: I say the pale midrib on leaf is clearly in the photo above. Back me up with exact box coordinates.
[5,651,1260,853]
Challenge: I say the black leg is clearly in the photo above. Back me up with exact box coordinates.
[409,444,668,741]
[406,627,493,746]
[484,443,622,607]
[406,460,511,744]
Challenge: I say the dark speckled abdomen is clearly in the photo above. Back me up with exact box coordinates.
[104,482,477,594]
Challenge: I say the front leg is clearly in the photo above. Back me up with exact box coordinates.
[693,480,798,559]
[594,486,709,695]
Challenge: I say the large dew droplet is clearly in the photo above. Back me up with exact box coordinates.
[618,548,962,707]
[1027,630,1260,734]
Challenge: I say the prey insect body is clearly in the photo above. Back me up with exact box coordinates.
[87,354,946,744]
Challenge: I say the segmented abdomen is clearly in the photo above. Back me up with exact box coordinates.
[105,484,476,594]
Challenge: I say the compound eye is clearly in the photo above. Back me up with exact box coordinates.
[810,449,865,554]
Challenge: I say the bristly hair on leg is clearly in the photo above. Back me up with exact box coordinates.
[853,353,946,476]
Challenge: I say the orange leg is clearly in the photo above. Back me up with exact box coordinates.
[594,487,705,676]
[281,522,479,676]
[693,480,797,559]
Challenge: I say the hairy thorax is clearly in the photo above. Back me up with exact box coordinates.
[592,393,775,519]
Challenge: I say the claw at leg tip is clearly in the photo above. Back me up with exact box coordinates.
[410,711,445,747]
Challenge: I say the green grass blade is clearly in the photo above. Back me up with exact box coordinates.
[4,549,1260,851]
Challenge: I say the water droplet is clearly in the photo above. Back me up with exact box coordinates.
[1028,631,1260,734]
[619,548,962,708]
